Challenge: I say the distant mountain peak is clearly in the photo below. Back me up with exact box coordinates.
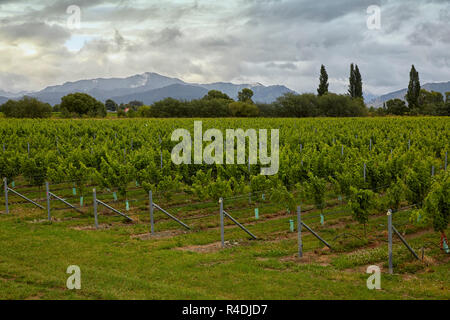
[17,72,295,105]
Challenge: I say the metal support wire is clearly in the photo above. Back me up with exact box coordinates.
[96,199,134,222]
[153,203,190,230]
[49,192,84,214]
[223,210,257,240]
[7,187,44,210]
[392,226,420,260]
[301,221,332,249]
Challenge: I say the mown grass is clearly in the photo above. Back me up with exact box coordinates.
[0,186,448,300]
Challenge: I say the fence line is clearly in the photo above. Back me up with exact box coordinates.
[1,178,447,267]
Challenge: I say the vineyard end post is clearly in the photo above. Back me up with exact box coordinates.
[3,178,8,214]
[220,198,224,248]
[297,206,302,258]
[388,209,393,274]
[93,188,98,229]
[45,181,51,221]
[149,190,154,235]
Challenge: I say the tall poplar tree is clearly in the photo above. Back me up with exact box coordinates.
[354,65,363,99]
[406,65,421,110]
[348,64,356,98]
[317,65,329,96]
[349,63,363,99]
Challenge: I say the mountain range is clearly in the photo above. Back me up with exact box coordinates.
[1,73,449,108]
[0,73,295,106]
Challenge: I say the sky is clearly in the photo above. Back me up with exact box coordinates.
[0,0,449,96]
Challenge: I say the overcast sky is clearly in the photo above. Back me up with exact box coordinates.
[0,0,449,95]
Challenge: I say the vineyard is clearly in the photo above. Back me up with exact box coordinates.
[0,117,449,299]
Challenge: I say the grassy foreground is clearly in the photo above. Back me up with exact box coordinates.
[0,190,448,300]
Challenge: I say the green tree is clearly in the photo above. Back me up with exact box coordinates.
[277,93,318,117]
[228,101,259,117]
[385,99,408,115]
[238,88,254,103]
[317,93,367,117]
[137,106,152,117]
[204,90,231,101]
[105,99,118,112]
[151,98,186,117]
[128,100,144,111]
[348,64,363,99]
[60,93,106,118]
[317,65,329,96]
[348,63,356,98]
[1,97,52,118]
[406,65,421,111]
[441,92,450,116]
[354,65,363,99]
[416,89,444,115]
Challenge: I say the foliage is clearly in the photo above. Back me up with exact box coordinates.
[204,90,232,101]
[1,97,52,119]
[304,173,327,212]
[137,106,152,117]
[317,65,329,96]
[349,187,374,233]
[105,99,118,112]
[276,93,318,117]
[385,178,406,212]
[270,183,296,212]
[228,101,259,117]
[406,65,421,110]
[238,88,254,104]
[404,160,432,208]
[348,64,363,99]
[420,173,449,233]
[317,93,367,117]
[385,99,408,115]
[60,93,106,118]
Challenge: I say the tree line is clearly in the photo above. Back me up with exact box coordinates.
[116,64,368,118]
[371,65,450,116]
[1,64,449,118]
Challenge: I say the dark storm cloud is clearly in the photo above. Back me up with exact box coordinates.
[241,0,381,23]
[0,21,71,45]
[0,0,449,95]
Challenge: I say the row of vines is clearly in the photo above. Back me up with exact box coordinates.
[0,117,448,237]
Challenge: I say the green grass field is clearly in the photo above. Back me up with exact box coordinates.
[0,183,448,300]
